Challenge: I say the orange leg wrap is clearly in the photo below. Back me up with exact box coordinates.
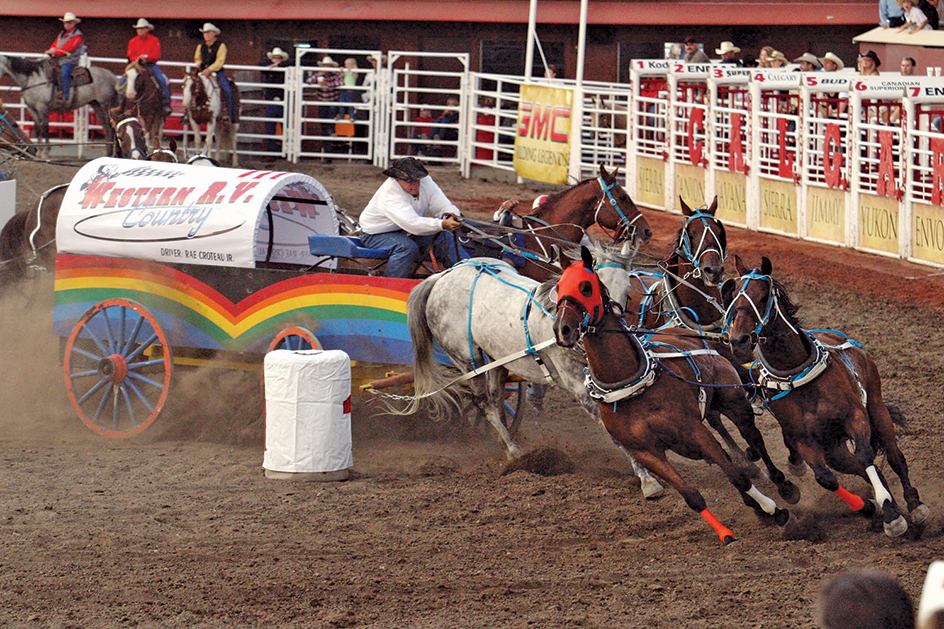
[835,486,866,511]
[700,508,735,543]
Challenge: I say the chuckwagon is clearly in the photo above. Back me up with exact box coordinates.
[53,157,526,437]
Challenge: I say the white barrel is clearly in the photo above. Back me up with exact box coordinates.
[918,561,944,629]
[0,179,16,228]
[263,349,353,481]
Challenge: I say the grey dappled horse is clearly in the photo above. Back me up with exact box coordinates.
[0,55,118,155]
[403,256,665,498]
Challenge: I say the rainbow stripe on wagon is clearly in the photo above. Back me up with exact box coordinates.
[54,254,417,364]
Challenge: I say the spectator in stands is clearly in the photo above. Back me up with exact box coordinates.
[715,41,742,65]
[544,64,560,79]
[307,55,343,135]
[819,52,845,72]
[815,567,915,629]
[742,55,759,68]
[195,23,234,122]
[758,46,775,67]
[858,50,882,75]
[902,56,918,75]
[125,19,171,115]
[259,46,292,154]
[359,157,469,278]
[920,0,940,29]
[410,107,434,156]
[361,54,384,104]
[769,50,789,68]
[432,96,460,158]
[899,0,934,32]
[46,12,86,107]
[881,0,908,26]
[794,53,823,72]
[684,37,710,63]
[340,57,359,119]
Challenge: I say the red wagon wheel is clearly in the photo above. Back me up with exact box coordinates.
[63,299,172,438]
[266,327,321,353]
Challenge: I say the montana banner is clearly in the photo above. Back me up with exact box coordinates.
[514,84,573,184]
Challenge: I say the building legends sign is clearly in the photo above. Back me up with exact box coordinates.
[56,158,338,268]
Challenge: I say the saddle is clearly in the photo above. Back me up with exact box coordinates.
[44,59,92,103]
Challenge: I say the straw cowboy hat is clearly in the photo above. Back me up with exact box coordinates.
[267,47,290,61]
[59,12,81,23]
[715,41,740,55]
[199,22,221,34]
[132,18,154,30]
[819,52,845,71]
[769,50,789,65]
[382,157,429,182]
[320,56,339,67]
[793,52,823,69]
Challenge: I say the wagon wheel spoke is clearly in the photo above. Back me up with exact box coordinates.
[64,299,172,438]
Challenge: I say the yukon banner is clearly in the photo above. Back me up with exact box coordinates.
[56,158,339,268]
[513,84,573,184]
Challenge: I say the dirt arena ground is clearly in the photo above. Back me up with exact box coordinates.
[2,157,943,628]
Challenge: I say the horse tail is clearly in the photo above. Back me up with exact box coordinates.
[394,273,465,419]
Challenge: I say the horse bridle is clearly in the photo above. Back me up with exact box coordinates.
[676,210,727,280]
[593,176,644,244]
[721,272,801,343]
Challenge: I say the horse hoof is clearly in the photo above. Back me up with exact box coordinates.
[859,498,879,519]
[789,460,808,477]
[773,507,792,527]
[779,480,801,505]
[506,445,523,460]
[912,504,931,526]
[641,479,664,499]
[722,535,738,546]
[884,515,908,538]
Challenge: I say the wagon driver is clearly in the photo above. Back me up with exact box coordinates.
[194,22,234,122]
[126,19,172,115]
[359,157,469,278]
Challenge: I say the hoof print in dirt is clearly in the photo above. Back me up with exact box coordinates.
[501,447,575,477]
[417,457,459,477]
[782,514,827,543]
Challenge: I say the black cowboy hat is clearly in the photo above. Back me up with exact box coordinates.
[859,50,881,68]
[382,157,429,182]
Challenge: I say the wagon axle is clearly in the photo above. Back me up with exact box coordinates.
[98,354,128,384]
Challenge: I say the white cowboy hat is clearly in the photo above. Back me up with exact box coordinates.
[132,18,154,30]
[819,52,845,71]
[793,52,823,69]
[267,47,290,61]
[320,56,339,67]
[715,41,740,55]
[199,22,221,34]
[59,12,81,23]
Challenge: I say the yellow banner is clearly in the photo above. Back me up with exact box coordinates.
[759,178,797,235]
[513,85,573,184]
[714,170,746,226]
[636,156,665,208]
[859,193,900,255]
[912,202,944,265]
[675,163,705,212]
[806,187,845,244]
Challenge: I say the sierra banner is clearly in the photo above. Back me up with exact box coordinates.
[513,84,573,184]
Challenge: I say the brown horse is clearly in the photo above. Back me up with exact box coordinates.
[721,256,928,537]
[553,249,795,545]
[477,164,651,282]
[121,61,165,152]
[0,184,67,286]
[112,112,179,162]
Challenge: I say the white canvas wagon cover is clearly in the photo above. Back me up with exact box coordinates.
[56,158,339,268]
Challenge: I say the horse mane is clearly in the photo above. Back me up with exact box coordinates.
[770,276,803,327]
[533,278,559,311]
[590,241,634,270]
[7,56,42,76]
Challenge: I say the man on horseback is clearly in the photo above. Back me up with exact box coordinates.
[45,12,86,108]
[194,22,234,122]
[359,157,469,278]
[126,19,171,116]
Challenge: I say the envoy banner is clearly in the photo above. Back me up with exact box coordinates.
[513,84,573,184]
